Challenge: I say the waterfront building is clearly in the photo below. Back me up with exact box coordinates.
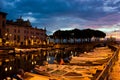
[0,12,7,46]
[5,16,47,46]
[106,30,120,41]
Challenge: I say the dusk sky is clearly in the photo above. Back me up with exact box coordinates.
[1,0,120,35]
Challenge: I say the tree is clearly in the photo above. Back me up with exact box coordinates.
[82,29,94,42]
[93,30,106,41]
[52,28,106,43]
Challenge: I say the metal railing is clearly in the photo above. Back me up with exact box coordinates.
[96,45,119,80]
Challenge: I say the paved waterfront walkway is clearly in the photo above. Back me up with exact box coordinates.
[109,49,120,80]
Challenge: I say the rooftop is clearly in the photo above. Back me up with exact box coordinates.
[0,11,7,16]
[6,16,32,27]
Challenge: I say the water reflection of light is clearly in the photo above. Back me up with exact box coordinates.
[43,52,46,56]
[32,61,36,65]
[32,62,34,65]
[56,50,58,53]
[5,67,8,71]
[6,77,11,80]
[75,52,77,56]
[47,57,51,61]
[71,51,73,57]
[5,59,9,62]
[32,55,34,59]
[0,62,2,66]
[34,61,36,64]
[10,66,12,70]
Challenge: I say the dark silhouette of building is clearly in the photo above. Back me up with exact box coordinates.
[0,12,7,45]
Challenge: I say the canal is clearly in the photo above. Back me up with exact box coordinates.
[0,49,74,79]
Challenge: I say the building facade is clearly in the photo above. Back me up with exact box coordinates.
[0,12,7,46]
[5,17,47,46]
[105,30,120,41]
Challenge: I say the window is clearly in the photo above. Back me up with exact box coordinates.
[6,28,9,32]
[41,33,43,35]
[14,35,16,40]
[2,15,6,18]
[31,31,33,34]
[36,32,39,35]
[14,29,16,33]
[32,32,34,35]
[2,21,5,28]
[24,36,26,40]
[24,30,26,33]
[17,35,20,40]
[18,29,20,33]
[17,35,20,42]
[27,36,29,39]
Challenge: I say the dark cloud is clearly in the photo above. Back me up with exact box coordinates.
[2,0,120,34]
[0,1,3,10]
[3,0,106,19]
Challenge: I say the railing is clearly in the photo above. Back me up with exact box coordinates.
[96,45,119,80]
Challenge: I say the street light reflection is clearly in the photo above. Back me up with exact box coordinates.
[32,61,34,65]
[5,67,8,71]
[9,66,12,70]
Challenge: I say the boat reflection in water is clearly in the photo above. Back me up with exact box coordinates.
[0,49,73,79]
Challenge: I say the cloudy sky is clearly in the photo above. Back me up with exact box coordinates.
[1,0,120,35]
